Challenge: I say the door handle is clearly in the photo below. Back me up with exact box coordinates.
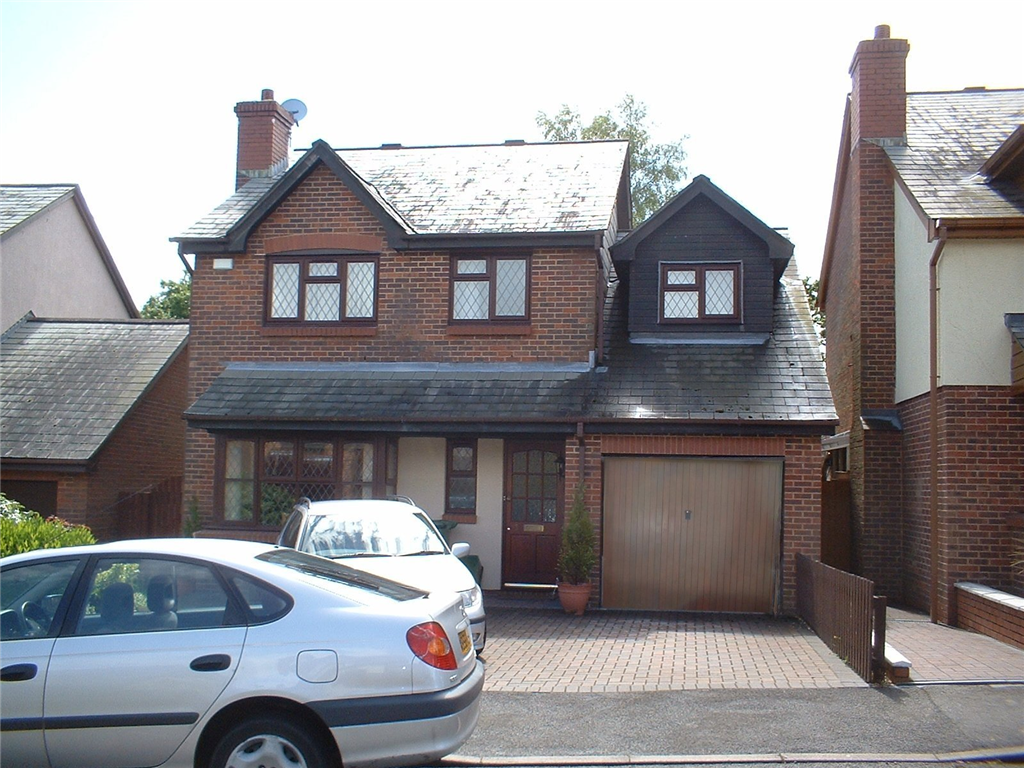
[190,654,231,672]
[1,663,38,682]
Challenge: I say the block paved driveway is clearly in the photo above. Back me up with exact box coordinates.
[479,594,1024,691]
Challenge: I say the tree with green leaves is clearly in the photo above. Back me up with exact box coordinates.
[802,276,825,356]
[536,95,688,224]
[140,271,191,319]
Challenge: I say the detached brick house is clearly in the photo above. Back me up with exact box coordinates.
[174,91,835,613]
[819,26,1024,623]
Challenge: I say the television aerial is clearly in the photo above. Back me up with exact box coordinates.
[281,98,308,125]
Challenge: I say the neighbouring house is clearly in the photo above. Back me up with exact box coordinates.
[0,317,189,541]
[819,26,1024,623]
[172,90,835,613]
[0,184,139,331]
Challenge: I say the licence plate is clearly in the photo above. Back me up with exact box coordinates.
[458,628,472,655]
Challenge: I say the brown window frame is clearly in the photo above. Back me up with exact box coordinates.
[214,434,398,529]
[265,255,379,326]
[659,262,741,324]
[449,254,531,324]
[445,439,478,520]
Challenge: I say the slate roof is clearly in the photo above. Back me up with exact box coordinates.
[176,140,629,242]
[588,260,835,425]
[1,318,189,462]
[0,184,76,236]
[185,259,835,431]
[185,362,593,430]
[885,89,1024,220]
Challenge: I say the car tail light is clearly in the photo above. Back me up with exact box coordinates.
[407,622,458,670]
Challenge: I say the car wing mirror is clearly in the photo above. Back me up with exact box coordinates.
[451,542,471,558]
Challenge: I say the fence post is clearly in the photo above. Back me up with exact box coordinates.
[871,595,887,683]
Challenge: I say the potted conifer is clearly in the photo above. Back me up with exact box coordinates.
[557,485,597,615]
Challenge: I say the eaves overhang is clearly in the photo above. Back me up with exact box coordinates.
[173,141,414,256]
[583,418,838,437]
[0,458,91,474]
[612,175,794,270]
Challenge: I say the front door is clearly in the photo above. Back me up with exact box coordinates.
[502,441,564,587]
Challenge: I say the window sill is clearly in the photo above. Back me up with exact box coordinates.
[262,325,377,337]
[441,513,478,525]
[447,323,531,336]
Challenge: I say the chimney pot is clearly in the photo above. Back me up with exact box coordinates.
[874,24,890,39]
[262,89,274,100]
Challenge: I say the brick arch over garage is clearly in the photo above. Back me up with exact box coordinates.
[263,233,383,254]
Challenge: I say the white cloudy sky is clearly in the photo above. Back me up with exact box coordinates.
[2,0,1021,308]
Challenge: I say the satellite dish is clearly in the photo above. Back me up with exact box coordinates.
[281,98,307,125]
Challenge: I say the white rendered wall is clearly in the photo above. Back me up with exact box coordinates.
[397,437,504,591]
[894,186,933,403]
[938,239,1023,387]
[1,196,134,330]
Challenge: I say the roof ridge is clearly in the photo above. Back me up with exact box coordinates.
[326,138,630,152]
[908,87,1024,96]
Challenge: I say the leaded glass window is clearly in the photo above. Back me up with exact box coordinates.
[660,263,740,323]
[451,255,529,322]
[267,256,377,325]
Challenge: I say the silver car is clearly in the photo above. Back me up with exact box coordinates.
[0,538,482,768]
[278,498,487,652]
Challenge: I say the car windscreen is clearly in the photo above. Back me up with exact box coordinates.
[303,509,447,559]
[257,548,425,601]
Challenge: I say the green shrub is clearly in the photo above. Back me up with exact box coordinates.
[0,494,96,557]
[558,485,596,585]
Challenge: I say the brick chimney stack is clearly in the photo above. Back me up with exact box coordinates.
[234,89,295,190]
[849,25,910,146]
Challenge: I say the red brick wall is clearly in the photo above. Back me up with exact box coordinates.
[935,387,1024,622]
[899,393,931,611]
[595,433,822,615]
[898,388,1024,623]
[186,165,600,525]
[86,347,189,540]
[956,586,1024,650]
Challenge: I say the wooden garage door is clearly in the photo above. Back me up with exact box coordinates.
[603,457,783,613]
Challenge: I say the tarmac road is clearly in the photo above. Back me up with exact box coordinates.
[447,684,1024,764]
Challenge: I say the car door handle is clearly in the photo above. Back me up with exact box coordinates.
[1,663,38,682]
[190,654,231,672]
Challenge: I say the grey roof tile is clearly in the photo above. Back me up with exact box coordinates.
[1,319,189,461]
[588,260,836,424]
[885,89,1024,220]
[0,185,76,235]
[177,141,628,241]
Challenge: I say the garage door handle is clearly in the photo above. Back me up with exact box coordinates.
[1,663,37,682]
[190,654,231,672]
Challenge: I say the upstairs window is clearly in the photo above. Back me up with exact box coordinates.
[660,263,740,323]
[451,255,529,322]
[267,256,377,324]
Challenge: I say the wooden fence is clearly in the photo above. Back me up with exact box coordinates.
[113,476,183,539]
[796,553,886,683]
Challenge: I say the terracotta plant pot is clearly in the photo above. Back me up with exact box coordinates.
[557,582,592,615]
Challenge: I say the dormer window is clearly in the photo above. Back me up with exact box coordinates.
[266,255,377,325]
[660,263,740,323]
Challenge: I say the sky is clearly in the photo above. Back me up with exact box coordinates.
[2,0,1022,309]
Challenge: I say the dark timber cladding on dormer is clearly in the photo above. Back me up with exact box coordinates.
[628,195,775,336]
